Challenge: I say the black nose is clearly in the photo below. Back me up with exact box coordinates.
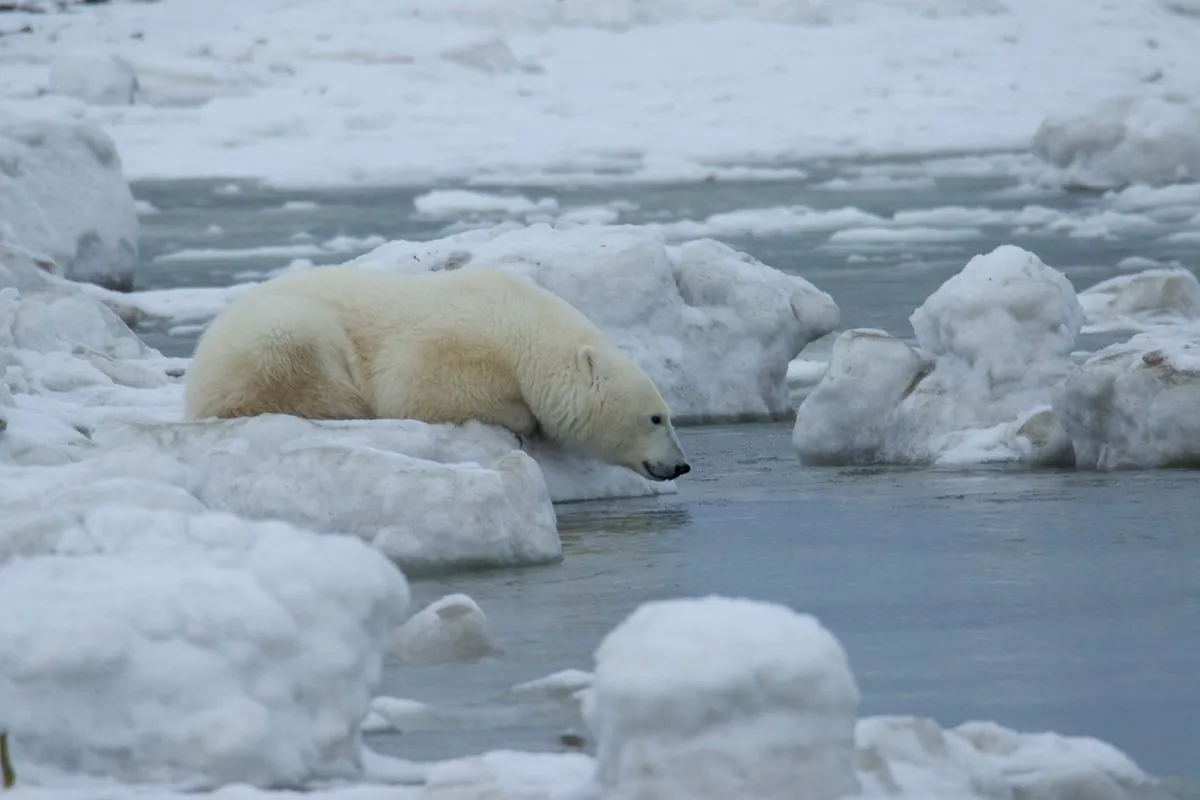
[673,463,691,478]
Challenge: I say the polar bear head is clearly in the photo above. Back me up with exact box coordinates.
[564,344,691,482]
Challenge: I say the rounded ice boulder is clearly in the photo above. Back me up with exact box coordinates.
[582,595,861,800]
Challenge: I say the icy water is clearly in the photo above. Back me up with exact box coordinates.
[130,154,1200,784]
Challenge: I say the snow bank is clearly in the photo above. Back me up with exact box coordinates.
[0,505,409,789]
[343,223,839,422]
[1055,333,1200,469]
[583,596,861,800]
[793,245,1082,467]
[0,117,138,291]
[1032,93,1200,189]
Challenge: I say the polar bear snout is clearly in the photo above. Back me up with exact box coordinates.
[642,459,692,482]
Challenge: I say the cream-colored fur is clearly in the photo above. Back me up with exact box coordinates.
[183,266,691,481]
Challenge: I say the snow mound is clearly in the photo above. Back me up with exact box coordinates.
[390,593,498,665]
[1078,267,1200,331]
[0,505,409,789]
[1055,332,1200,469]
[1032,93,1200,188]
[342,223,839,422]
[0,117,138,291]
[583,595,861,800]
[794,245,1082,467]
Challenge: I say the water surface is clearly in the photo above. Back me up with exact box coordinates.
[128,157,1200,783]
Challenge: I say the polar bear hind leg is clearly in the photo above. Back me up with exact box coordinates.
[185,294,373,421]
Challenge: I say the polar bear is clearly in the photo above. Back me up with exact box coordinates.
[183,265,691,482]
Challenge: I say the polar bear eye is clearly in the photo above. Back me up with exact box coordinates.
[650,414,663,425]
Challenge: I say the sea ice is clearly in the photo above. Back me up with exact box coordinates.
[1077,267,1200,332]
[1032,93,1200,189]
[389,593,498,665]
[1055,332,1200,469]
[793,245,1082,467]
[3,0,1198,188]
[0,506,410,789]
[0,117,138,291]
[583,595,861,800]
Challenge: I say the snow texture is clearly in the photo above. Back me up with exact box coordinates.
[390,593,498,665]
[582,596,862,800]
[1055,332,1200,469]
[793,245,1083,467]
[0,117,139,291]
[1032,93,1200,189]
[5,0,1198,188]
[0,506,410,789]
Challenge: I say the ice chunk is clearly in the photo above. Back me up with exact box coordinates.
[582,596,861,800]
[794,246,1083,466]
[1032,94,1200,188]
[0,506,409,789]
[1078,267,1200,331]
[1055,333,1200,469]
[345,223,839,422]
[90,416,564,576]
[390,593,498,665]
[48,53,140,106]
[0,117,138,291]
[361,696,443,734]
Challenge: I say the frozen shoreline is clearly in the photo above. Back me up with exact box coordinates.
[2,0,1200,188]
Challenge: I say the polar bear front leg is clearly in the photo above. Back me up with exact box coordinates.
[489,398,542,448]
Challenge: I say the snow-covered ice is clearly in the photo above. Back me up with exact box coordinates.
[583,595,861,800]
[793,245,1083,467]
[3,0,1200,188]
[0,506,410,789]
[1055,332,1200,470]
[1077,268,1200,333]
[1032,93,1200,189]
[0,117,138,291]
[0,592,1177,799]
[389,593,498,665]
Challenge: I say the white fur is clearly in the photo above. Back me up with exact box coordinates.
[183,266,690,481]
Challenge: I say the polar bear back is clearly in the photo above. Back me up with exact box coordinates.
[184,265,605,427]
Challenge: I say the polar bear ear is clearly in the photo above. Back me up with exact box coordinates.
[576,345,608,387]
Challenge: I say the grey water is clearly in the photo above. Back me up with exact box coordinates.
[129,156,1200,786]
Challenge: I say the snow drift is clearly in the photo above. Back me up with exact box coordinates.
[0,117,139,291]
[0,506,410,789]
